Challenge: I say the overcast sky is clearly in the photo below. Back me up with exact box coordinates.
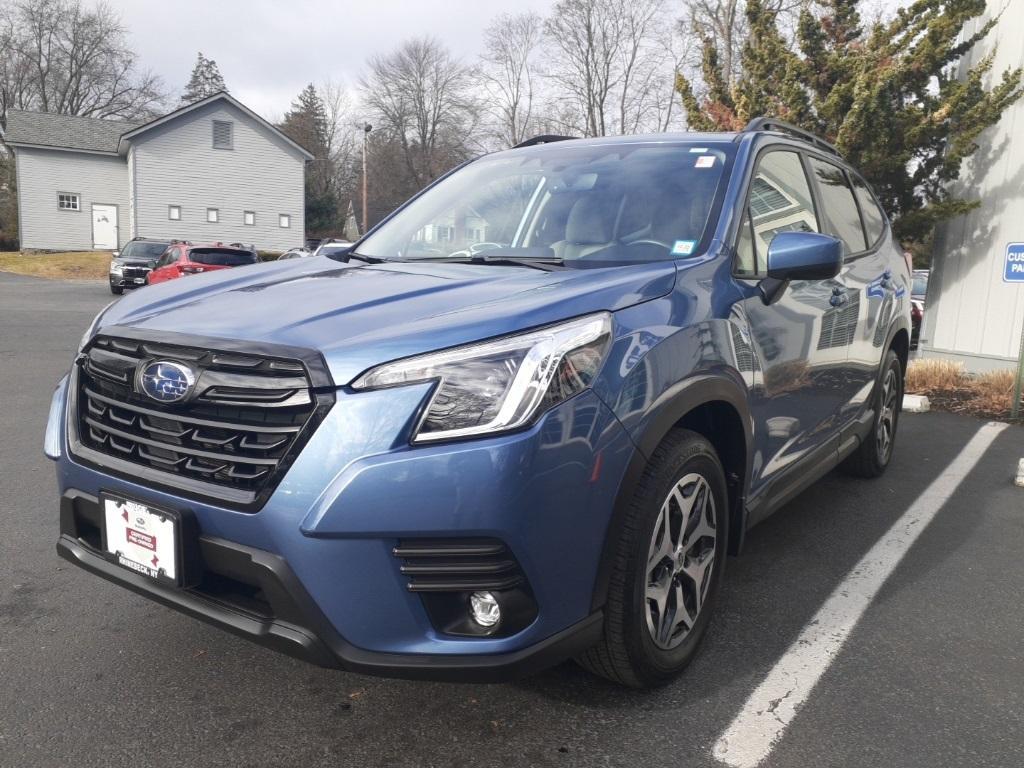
[110,0,559,119]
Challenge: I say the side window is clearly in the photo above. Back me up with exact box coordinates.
[851,175,886,247]
[807,156,867,256]
[736,150,819,276]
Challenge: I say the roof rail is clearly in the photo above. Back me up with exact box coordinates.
[744,117,839,156]
[513,134,577,149]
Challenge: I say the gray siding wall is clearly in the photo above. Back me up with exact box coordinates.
[15,147,129,250]
[131,101,306,251]
[921,0,1024,370]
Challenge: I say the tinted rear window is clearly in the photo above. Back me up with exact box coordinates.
[189,249,257,266]
[808,156,867,256]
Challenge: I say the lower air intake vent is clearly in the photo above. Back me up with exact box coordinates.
[393,538,525,592]
[393,538,537,637]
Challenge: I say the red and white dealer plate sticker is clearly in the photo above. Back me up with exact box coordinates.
[103,496,177,581]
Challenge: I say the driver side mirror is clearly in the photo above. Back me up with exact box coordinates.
[758,231,842,305]
[111,250,120,258]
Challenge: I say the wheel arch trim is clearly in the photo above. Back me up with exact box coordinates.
[590,371,754,612]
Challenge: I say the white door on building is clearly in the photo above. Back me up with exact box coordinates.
[91,204,118,250]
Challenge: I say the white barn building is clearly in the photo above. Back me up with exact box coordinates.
[1,93,311,253]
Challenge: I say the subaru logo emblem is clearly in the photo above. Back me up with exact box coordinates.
[139,361,195,403]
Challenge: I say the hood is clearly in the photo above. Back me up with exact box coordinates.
[98,256,676,384]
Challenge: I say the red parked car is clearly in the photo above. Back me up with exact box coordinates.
[147,242,259,285]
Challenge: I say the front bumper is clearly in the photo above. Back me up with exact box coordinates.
[56,490,602,680]
[49,376,636,679]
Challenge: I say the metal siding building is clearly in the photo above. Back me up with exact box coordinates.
[920,0,1024,371]
[14,146,132,250]
[2,93,311,253]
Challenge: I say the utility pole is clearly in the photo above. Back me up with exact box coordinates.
[360,123,372,235]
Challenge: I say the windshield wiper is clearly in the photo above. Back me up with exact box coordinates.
[401,254,567,272]
[333,250,386,264]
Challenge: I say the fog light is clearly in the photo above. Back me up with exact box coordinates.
[469,591,501,627]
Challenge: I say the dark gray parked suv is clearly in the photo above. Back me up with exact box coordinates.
[108,237,171,294]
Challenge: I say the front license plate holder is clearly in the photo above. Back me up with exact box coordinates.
[100,493,198,587]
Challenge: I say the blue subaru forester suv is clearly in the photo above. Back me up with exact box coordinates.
[47,119,910,687]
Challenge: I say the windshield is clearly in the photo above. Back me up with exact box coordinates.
[357,142,733,266]
[189,249,257,267]
[120,241,168,261]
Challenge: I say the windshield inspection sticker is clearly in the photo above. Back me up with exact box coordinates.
[695,155,716,168]
[672,240,697,256]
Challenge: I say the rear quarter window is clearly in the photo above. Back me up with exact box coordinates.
[189,249,257,267]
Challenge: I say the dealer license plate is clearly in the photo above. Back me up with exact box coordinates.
[102,494,180,583]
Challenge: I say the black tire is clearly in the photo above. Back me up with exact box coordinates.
[841,349,903,478]
[110,284,124,295]
[578,429,728,688]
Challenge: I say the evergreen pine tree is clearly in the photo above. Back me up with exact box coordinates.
[180,53,227,105]
[279,84,339,236]
[676,0,1023,248]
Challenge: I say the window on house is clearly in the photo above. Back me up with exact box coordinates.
[279,214,290,228]
[244,211,255,226]
[58,193,80,211]
[168,205,181,221]
[212,120,233,150]
[207,208,219,223]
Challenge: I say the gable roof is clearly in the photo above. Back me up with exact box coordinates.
[2,110,141,154]
[1,93,313,161]
[118,92,314,160]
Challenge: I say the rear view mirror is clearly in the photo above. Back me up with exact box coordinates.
[757,231,842,305]
[766,231,842,281]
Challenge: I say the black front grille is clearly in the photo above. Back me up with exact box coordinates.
[72,335,334,510]
[393,538,526,592]
[121,265,151,281]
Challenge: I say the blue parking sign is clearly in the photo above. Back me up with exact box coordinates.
[1006,242,1024,282]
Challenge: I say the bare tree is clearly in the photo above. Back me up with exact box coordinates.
[479,12,545,148]
[0,0,164,121]
[544,0,623,137]
[360,37,476,188]
[544,0,677,137]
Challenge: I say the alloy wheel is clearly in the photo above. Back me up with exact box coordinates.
[644,472,717,650]
[877,367,899,462]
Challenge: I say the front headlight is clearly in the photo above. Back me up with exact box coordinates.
[109,260,123,274]
[352,313,612,442]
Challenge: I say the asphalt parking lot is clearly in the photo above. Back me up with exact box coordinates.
[1,271,1023,768]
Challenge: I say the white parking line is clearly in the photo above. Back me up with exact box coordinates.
[712,421,1008,768]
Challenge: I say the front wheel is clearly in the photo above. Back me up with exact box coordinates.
[109,284,123,295]
[842,349,903,478]
[578,429,728,688]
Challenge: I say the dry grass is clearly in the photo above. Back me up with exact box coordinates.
[906,358,1020,420]
[0,251,110,280]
